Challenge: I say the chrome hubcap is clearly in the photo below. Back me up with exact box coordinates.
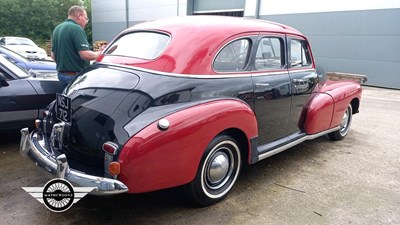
[208,152,230,184]
[204,146,234,190]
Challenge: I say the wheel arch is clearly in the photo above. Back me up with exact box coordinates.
[219,128,251,165]
[350,97,360,114]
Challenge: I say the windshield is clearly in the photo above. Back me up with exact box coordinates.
[7,37,37,46]
[0,46,29,62]
[0,55,29,78]
[105,32,170,60]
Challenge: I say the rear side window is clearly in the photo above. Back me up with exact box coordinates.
[254,37,284,70]
[214,39,251,72]
[290,39,312,68]
[105,32,170,60]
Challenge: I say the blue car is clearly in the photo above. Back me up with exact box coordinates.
[0,46,56,74]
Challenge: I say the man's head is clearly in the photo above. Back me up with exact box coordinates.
[68,5,89,28]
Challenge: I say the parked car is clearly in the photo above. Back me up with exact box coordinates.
[0,55,63,131]
[0,36,48,60]
[0,46,56,74]
[20,16,366,206]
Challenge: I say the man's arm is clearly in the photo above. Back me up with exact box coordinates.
[51,52,56,62]
[79,50,101,61]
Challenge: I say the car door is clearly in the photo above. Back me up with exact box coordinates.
[251,35,291,145]
[0,62,38,130]
[287,36,318,135]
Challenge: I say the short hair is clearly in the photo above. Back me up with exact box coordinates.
[68,5,85,17]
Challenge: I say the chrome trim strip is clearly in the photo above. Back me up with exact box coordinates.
[258,126,340,161]
[20,128,128,195]
[99,62,315,79]
[98,62,290,79]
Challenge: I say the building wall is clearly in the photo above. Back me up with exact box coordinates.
[245,0,400,89]
[92,0,187,42]
[92,0,400,89]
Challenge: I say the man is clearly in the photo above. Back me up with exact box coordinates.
[51,5,101,88]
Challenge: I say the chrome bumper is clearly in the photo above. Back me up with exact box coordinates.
[20,127,128,195]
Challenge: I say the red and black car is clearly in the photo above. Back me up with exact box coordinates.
[20,16,366,206]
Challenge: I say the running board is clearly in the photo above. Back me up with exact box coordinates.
[257,126,340,161]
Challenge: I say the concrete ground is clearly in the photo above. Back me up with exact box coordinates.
[0,86,399,225]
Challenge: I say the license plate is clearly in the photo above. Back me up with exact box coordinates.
[56,93,71,123]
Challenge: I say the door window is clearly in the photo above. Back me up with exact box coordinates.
[254,37,284,71]
[290,39,312,68]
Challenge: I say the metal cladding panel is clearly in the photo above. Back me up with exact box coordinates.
[92,22,127,42]
[260,8,400,89]
[193,0,245,12]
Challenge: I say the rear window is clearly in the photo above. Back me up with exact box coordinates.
[66,67,139,94]
[104,32,170,60]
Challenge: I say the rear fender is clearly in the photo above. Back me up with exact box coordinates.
[303,93,334,134]
[325,81,362,127]
[304,80,362,134]
[118,99,257,193]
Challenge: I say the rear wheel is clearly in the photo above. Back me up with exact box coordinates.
[184,134,241,206]
[328,104,353,141]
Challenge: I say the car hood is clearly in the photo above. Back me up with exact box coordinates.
[27,60,56,70]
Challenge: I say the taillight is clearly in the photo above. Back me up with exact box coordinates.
[102,141,119,155]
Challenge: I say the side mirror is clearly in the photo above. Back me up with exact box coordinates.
[0,73,9,87]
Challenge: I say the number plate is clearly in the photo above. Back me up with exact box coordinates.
[56,94,71,123]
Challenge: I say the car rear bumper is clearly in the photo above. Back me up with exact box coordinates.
[20,127,128,195]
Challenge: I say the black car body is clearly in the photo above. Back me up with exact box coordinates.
[0,55,63,130]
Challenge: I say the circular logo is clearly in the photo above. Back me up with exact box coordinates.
[42,178,75,212]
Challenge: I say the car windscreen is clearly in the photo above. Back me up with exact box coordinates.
[0,55,29,78]
[66,67,140,94]
[8,37,36,46]
[0,46,29,62]
[104,32,170,60]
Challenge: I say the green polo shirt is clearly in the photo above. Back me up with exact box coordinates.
[52,19,90,72]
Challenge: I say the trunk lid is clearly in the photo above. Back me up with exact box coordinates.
[52,65,149,168]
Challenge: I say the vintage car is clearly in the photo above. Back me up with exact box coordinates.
[0,55,62,131]
[20,16,366,206]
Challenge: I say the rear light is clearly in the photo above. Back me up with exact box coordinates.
[108,162,121,176]
[103,141,119,155]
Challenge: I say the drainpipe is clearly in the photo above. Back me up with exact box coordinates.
[125,0,129,28]
[255,0,261,19]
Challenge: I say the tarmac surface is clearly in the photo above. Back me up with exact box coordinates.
[0,86,399,225]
